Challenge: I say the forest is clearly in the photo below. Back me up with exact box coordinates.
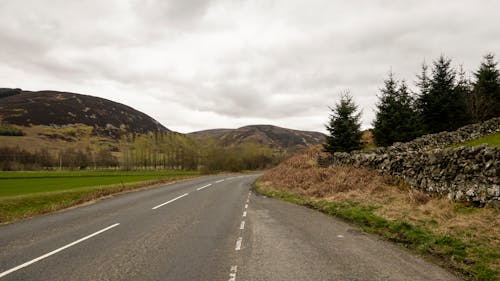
[325,53,500,152]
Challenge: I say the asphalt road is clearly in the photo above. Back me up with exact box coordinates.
[0,174,459,281]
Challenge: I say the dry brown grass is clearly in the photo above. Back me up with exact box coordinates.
[0,125,117,154]
[262,146,500,275]
[263,146,394,203]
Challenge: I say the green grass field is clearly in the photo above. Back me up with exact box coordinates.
[0,171,199,197]
[454,132,500,147]
[0,170,200,224]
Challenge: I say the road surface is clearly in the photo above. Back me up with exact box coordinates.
[0,174,459,280]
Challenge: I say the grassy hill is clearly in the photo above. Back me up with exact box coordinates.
[190,125,326,152]
[0,89,169,139]
[0,88,327,171]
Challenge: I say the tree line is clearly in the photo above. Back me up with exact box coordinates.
[0,132,284,171]
[118,132,282,172]
[325,53,500,152]
[0,146,118,171]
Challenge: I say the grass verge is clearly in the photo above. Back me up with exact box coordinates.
[451,132,500,147]
[0,170,200,224]
[255,180,499,281]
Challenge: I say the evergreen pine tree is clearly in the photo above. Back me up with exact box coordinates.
[324,92,363,153]
[455,65,473,124]
[417,55,466,133]
[373,73,422,146]
[416,62,431,106]
[469,53,500,121]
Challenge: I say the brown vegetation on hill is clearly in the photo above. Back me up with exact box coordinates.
[262,146,393,201]
[190,125,325,152]
[0,89,168,138]
[0,88,326,171]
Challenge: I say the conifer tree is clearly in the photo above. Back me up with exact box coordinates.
[324,92,363,153]
[373,73,421,146]
[415,62,430,115]
[469,53,500,121]
[455,65,473,124]
[417,55,466,133]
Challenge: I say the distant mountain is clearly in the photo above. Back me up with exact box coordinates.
[0,88,326,152]
[189,125,326,151]
[0,89,169,138]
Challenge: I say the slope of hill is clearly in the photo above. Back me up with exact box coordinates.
[0,88,169,138]
[190,125,326,151]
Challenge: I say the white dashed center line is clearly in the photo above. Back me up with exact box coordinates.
[215,179,225,183]
[0,223,120,278]
[152,193,189,210]
[229,189,252,275]
[228,265,238,281]
[235,237,243,251]
[196,184,212,191]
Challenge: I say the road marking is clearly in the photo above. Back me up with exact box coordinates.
[244,204,248,209]
[229,265,237,281]
[337,234,344,238]
[215,179,225,183]
[0,223,120,278]
[196,184,212,191]
[235,237,242,250]
[152,193,189,210]
[246,199,249,203]
[240,221,245,230]
[242,211,247,217]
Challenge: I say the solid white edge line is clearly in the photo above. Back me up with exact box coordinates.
[0,223,120,278]
[240,221,245,230]
[196,184,212,191]
[235,237,242,250]
[152,193,189,210]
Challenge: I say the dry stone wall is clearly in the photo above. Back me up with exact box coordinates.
[318,118,500,205]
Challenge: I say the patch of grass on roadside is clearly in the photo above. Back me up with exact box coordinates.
[0,170,200,224]
[451,132,500,147]
[255,180,499,281]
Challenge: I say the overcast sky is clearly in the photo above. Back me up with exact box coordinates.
[0,0,499,133]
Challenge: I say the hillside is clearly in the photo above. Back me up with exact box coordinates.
[0,88,169,138]
[189,125,326,152]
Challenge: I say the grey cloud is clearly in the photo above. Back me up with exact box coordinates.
[1,0,499,132]
[132,0,215,29]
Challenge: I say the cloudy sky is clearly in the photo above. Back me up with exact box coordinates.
[0,0,499,133]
